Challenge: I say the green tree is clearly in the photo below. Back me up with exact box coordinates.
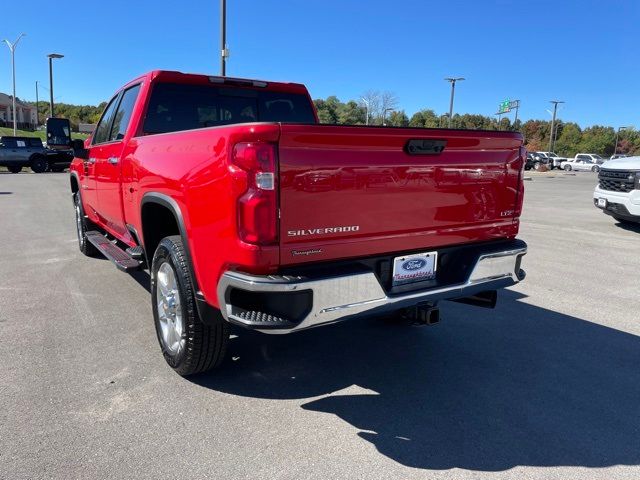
[409,109,439,128]
[386,110,409,127]
[337,100,366,125]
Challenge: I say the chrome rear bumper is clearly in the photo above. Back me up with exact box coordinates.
[217,243,526,334]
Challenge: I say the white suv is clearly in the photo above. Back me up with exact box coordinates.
[593,156,640,224]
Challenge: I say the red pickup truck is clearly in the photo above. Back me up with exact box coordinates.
[47,70,527,376]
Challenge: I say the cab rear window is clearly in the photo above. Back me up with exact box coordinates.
[142,83,315,135]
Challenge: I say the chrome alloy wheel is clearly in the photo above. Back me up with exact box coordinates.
[156,262,185,355]
[75,200,84,247]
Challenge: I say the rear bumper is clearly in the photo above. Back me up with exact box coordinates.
[217,240,527,334]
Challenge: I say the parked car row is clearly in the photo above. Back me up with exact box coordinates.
[0,136,72,173]
[527,151,628,173]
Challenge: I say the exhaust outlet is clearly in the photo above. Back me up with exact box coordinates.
[403,303,440,326]
[452,290,498,309]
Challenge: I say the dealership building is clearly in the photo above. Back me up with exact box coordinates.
[0,92,37,130]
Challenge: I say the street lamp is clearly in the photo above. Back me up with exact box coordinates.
[47,53,64,117]
[613,126,629,157]
[35,81,40,127]
[548,100,564,152]
[360,97,369,125]
[220,0,229,75]
[444,77,464,128]
[3,33,26,135]
[381,108,394,126]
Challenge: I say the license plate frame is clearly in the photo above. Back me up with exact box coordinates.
[392,251,438,286]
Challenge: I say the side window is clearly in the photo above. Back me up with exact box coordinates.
[3,139,17,148]
[109,84,141,141]
[92,95,120,145]
[16,140,26,148]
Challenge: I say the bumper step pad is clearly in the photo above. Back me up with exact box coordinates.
[231,309,297,329]
[85,231,142,272]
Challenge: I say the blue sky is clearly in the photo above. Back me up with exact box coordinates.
[2,0,638,128]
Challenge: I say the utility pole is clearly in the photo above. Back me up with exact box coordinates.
[35,81,39,127]
[613,126,628,157]
[548,100,564,152]
[220,0,228,76]
[47,53,64,117]
[3,33,26,135]
[444,77,464,128]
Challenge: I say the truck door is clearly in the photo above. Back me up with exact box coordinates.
[94,84,141,239]
[82,95,120,221]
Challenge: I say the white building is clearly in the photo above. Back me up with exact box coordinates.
[0,92,37,130]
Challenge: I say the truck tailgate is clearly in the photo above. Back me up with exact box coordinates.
[278,124,523,265]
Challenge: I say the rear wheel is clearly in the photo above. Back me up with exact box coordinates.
[592,165,600,173]
[30,155,48,173]
[74,193,98,257]
[7,166,22,174]
[151,235,228,376]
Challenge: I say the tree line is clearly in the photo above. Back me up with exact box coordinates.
[29,100,107,130]
[314,93,640,157]
[23,93,640,157]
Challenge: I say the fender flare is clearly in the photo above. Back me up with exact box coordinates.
[140,193,215,322]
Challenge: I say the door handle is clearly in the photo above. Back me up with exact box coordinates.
[108,157,119,165]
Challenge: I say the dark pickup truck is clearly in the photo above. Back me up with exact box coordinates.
[0,136,72,173]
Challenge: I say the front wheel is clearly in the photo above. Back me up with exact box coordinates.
[592,166,600,173]
[7,166,22,174]
[151,236,229,376]
[30,155,48,173]
[564,164,572,171]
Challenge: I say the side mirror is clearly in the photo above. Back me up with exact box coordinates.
[46,117,71,150]
[71,139,90,160]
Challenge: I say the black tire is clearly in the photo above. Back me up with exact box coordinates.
[30,155,48,173]
[7,166,22,174]
[74,193,98,257]
[151,235,228,376]
[564,164,572,171]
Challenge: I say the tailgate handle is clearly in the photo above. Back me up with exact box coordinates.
[405,139,447,155]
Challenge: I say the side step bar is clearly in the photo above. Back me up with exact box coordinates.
[85,231,142,272]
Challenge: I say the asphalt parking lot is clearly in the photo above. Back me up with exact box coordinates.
[1,171,639,480]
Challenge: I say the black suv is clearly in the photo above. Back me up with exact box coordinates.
[0,136,72,173]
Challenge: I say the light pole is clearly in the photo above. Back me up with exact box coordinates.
[613,126,629,157]
[47,53,64,117]
[444,77,464,128]
[548,100,564,152]
[360,97,369,125]
[3,33,26,135]
[35,81,39,127]
[220,0,228,75]
[381,108,393,126]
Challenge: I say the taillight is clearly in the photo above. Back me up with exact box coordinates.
[231,142,278,245]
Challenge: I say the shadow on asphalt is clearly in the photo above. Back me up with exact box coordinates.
[615,221,640,234]
[189,289,640,472]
